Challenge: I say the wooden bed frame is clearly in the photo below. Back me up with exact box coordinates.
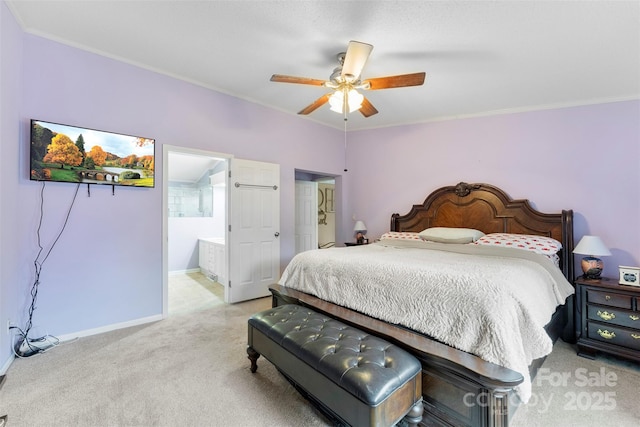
[269,182,575,427]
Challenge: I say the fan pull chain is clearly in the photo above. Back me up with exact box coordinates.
[343,115,348,172]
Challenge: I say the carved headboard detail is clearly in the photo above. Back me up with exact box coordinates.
[390,182,574,280]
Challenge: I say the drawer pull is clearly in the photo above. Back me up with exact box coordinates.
[630,315,640,321]
[632,334,640,340]
[597,329,616,340]
[597,310,615,321]
[605,295,611,301]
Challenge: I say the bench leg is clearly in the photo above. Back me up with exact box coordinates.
[247,346,261,373]
[402,399,424,427]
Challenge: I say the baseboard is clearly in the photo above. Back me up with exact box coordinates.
[0,354,14,376]
[168,268,200,276]
[56,314,163,343]
[0,315,162,374]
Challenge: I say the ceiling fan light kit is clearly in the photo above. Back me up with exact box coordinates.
[329,88,364,114]
[270,40,426,118]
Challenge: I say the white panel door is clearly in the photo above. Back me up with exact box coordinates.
[228,159,280,303]
[295,180,318,254]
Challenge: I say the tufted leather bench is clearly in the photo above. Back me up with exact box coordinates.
[247,304,424,427]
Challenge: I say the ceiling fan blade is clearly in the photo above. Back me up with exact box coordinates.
[270,74,326,86]
[341,41,373,81]
[364,72,426,90]
[298,94,331,115]
[359,97,378,118]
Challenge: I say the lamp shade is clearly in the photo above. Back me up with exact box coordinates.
[573,236,612,256]
[573,235,611,279]
[353,220,367,233]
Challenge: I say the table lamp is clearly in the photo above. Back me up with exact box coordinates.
[573,235,612,279]
[354,220,367,244]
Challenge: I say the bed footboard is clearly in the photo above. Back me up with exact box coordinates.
[270,284,531,427]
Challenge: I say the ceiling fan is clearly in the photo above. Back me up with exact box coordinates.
[270,41,426,118]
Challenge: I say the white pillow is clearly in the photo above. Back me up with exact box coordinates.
[418,227,485,244]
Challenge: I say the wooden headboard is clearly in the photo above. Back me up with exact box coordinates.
[390,182,574,281]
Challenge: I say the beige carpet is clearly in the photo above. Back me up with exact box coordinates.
[0,296,331,426]
[1,287,639,426]
[168,272,225,315]
[510,340,640,426]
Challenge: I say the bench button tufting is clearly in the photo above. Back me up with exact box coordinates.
[248,305,423,426]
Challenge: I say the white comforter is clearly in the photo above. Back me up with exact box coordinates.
[278,239,575,403]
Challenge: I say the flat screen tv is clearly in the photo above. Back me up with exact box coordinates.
[30,119,155,187]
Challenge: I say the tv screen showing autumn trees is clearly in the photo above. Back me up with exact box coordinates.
[30,120,155,187]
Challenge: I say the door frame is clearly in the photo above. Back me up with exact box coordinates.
[294,171,337,253]
[162,145,231,318]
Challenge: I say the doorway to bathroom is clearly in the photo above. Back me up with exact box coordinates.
[163,146,229,316]
[162,146,281,313]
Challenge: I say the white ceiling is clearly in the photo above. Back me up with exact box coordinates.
[167,151,222,183]
[7,1,640,131]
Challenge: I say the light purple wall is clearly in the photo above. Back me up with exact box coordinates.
[0,0,24,371]
[2,2,639,372]
[1,22,347,369]
[168,185,226,272]
[168,217,220,272]
[347,101,640,279]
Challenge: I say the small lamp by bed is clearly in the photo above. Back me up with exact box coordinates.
[573,235,612,279]
[354,220,367,244]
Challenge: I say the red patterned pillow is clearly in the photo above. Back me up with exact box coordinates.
[474,233,562,254]
[380,231,422,241]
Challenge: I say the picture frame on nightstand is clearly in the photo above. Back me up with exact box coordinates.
[619,266,640,286]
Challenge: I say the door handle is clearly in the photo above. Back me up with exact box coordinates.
[274,232,280,237]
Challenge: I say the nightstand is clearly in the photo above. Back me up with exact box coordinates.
[575,276,640,363]
[344,241,368,247]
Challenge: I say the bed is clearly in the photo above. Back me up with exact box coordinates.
[269,182,575,427]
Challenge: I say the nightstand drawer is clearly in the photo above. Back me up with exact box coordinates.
[587,289,632,309]
[587,305,640,329]
[587,322,640,351]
